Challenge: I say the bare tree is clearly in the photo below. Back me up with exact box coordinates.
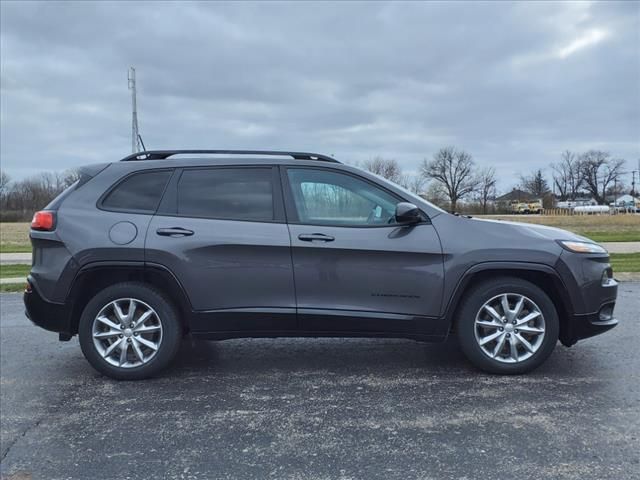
[420,147,475,211]
[362,157,403,183]
[551,151,583,200]
[422,181,449,208]
[520,169,550,198]
[62,169,80,187]
[475,167,497,214]
[399,173,426,194]
[579,150,625,205]
[0,170,10,196]
[0,169,81,221]
[606,180,627,199]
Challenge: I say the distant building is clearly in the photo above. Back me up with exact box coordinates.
[495,189,535,204]
[610,194,640,212]
[495,189,538,214]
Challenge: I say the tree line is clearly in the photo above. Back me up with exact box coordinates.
[363,148,632,213]
[0,170,79,222]
[0,148,633,221]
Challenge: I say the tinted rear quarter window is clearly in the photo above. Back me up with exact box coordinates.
[102,170,172,213]
[177,168,273,221]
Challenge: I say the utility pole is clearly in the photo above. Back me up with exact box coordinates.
[128,67,141,153]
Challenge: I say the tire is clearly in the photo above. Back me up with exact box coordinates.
[456,277,559,374]
[78,282,182,380]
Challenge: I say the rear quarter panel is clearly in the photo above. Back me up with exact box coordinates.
[34,164,154,302]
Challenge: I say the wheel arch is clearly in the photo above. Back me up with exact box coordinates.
[445,263,575,346]
[66,262,193,335]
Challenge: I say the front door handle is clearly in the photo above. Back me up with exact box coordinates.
[298,233,335,242]
[156,227,194,237]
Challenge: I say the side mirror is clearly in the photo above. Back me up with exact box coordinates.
[395,202,422,224]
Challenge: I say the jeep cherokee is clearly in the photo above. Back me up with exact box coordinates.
[24,150,619,379]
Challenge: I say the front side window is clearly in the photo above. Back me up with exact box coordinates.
[287,168,400,226]
[177,168,274,221]
[102,170,172,213]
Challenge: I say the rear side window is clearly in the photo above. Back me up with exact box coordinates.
[177,168,273,221]
[102,170,172,213]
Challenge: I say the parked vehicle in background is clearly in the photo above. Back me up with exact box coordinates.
[574,205,611,214]
[527,200,543,214]
[509,199,542,214]
[24,150,619,379]
[509,201,530,214]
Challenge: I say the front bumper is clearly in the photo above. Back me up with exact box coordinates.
[566,301,618,345]
[24,277,72,335]
[556,251,619,346]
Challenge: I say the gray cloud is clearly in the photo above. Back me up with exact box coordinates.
[1,0,638,190]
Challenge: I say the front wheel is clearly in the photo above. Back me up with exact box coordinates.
[456,277,559,374]
[78,282,182,380]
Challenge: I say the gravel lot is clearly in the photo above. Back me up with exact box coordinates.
[1,286,639,480]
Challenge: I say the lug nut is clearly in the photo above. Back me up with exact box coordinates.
[499,327,504,331]
[514,329,519,333]
[119,334,123,338]
[506,333,511,338]
[127,338,132,343]
[134,332,138,336]
[512,320,517,325]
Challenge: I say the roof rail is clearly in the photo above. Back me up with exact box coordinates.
[119,150,340,163]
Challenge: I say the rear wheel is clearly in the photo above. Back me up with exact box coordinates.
[79,282,182,380]
[456,277,559,374]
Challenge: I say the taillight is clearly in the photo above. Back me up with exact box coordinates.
[31,211,56,231]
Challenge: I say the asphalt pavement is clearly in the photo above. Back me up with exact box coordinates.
[1,286,639,480]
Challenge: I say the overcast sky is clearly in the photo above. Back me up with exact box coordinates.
[1,1,639,191]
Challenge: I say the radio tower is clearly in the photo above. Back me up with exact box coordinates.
[128,67,142,153]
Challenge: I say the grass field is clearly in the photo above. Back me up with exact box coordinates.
[482,214,640,242]
[0,223,31,253]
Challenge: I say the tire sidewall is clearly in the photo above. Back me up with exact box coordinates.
[78,283,181,380]
[456,277,559,374]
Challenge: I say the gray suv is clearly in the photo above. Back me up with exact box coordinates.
[24,150,618,379]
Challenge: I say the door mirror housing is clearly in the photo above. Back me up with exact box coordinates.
[395,202,422,224]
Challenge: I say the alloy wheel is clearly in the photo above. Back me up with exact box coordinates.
[92,298,163,368]
[474,293,546,364]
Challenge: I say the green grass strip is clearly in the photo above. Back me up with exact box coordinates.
[0,264,30,279]
[610,253,640,273]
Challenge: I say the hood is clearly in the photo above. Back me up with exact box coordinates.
[468,217,593,243]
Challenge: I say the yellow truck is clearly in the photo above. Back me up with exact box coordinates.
[510,199,542,214]
[528,200,543,214]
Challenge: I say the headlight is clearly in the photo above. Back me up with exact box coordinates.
[558,240,607,254]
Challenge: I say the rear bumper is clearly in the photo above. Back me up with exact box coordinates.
[24,277,72,335]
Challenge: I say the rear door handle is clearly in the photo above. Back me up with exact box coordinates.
[298,233,335,242]
[156,227,194,237]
